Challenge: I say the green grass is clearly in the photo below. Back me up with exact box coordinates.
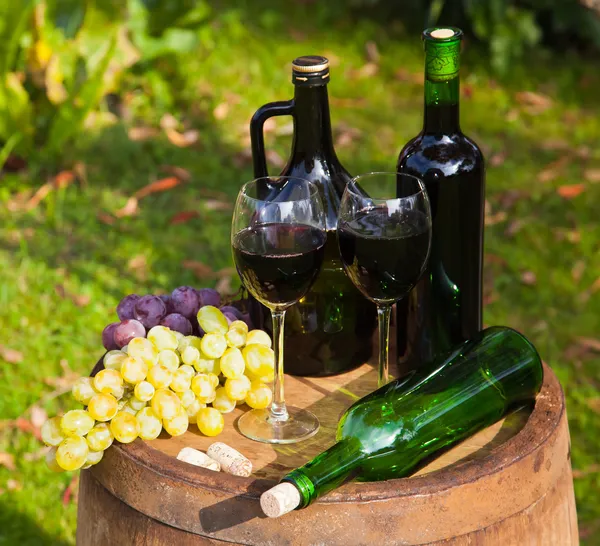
[1,2,599,543]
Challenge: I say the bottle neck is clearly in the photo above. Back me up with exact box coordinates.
[422,35,461,134]
[282,438,362,507]
[423,77,460,133]
[291,84,336,159]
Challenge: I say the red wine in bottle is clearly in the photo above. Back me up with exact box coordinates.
[250,56,377,376]
[396,28,485,374]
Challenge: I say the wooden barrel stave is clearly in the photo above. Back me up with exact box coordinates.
[77,363,578,545]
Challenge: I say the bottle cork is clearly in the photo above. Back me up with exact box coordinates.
[206,442,252,477]
[260,482,301,518]
[176,447,220,472]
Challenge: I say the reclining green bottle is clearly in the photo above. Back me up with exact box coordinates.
[260,326,543,517]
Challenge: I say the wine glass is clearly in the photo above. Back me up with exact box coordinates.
[337,172,432,387]
[231,176,327,443]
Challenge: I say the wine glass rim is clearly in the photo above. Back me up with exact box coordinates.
[240,176,320,203]
[348,172,427,200]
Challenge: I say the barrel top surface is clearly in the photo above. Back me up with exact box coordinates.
[92,360,564,502]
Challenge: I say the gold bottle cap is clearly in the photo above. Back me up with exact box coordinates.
[292,55,329,73]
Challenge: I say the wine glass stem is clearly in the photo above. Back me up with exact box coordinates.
[377,305,392,387]
[269,309,289,422]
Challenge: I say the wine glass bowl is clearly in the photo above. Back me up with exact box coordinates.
[232,176,327,443]
[337,172,432,386]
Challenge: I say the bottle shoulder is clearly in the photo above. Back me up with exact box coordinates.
[397,131,484,178]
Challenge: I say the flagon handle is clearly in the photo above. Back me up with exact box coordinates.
[250,99,294,178]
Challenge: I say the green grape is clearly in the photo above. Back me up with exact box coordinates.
[207,373,220,389]
[224,375,251,401]
[128,396,146,411]
[170,368,192,393]
[122,405,138,416]
[196,407,224,437]
[147,326,179,351]
[60,410,95,437]
[245,380,273,409]
[134,381,155,402]
[200,333,227,359]
[110,411,139,444]
[136,407,162,441]
[221,347,245,379]
[225,327,247,348]
[45,447,64,473]
[103,350,128,371]
[158,349,180,371]
[178,335,200,354]
[229,320,249,334]
[193,352,221,375]
[177,389,196,408]
[87,393,119,422]
[181,346,201,367]
[146,365,172,389]
[82,448,104,469]
[191,374,214,400]
[41,416,65,447]
[245,329,272,348]
[242,344,275,379]
[172,330,184,344]
[212,387,236,414]
[197,305,228,335]
[121,344,129,354]
[185,398,206,424]
[178,364,195,378]
[120,356,148,385]
[86,423,114,452]
[151,389,182,420]
[72,377,98,405]
[127,337,159,366]
[56,436,89,471]
[93,369,124,398]
[163,407,189,437]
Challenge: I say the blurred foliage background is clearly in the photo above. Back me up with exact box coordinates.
[0,0,599,544]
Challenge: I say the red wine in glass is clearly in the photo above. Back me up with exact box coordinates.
[338,210,431,304]
[233,223,326,307]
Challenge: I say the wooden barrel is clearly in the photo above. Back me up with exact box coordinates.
[77,362,578,545]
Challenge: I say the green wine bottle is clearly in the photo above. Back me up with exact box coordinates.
[260,327,543,517]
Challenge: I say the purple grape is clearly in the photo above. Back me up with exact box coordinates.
[171,286,200,318]
[134,295,167,329]
[197,288,220,308]
[102,322,120,351]
[114,319,146,348]
[160,313,193,336]
[219,305,244,321]
[190,316,205,337]
[116,294,140,321]
[241,313,254,330]
[222,312,238,325]
[159,294,174,314]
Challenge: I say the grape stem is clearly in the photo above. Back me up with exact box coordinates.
[269,309,288,422]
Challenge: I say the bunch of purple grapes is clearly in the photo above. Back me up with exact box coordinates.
[102,287,253,351]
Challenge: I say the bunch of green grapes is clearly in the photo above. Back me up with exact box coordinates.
[42,306,274,472]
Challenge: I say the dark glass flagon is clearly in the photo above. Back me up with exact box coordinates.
[396,28,486,375]
[249,56,377,376]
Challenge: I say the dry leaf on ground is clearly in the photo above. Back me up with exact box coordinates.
[537,156,570,183]
[128,127,160,141]
[166,129,199,148]
[584,169,600,183]
[115,197,139,218]
[170,211,200,225]
[515,91,553,113]
[160,165,192,182]
[0,346,23,364]
[182,260,216,279]
[0,453,15,471]
[557,184,585,199]
[134,177,181,199]
[521,271,537,285]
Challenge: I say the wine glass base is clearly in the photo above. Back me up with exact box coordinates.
[237,407,320,444]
